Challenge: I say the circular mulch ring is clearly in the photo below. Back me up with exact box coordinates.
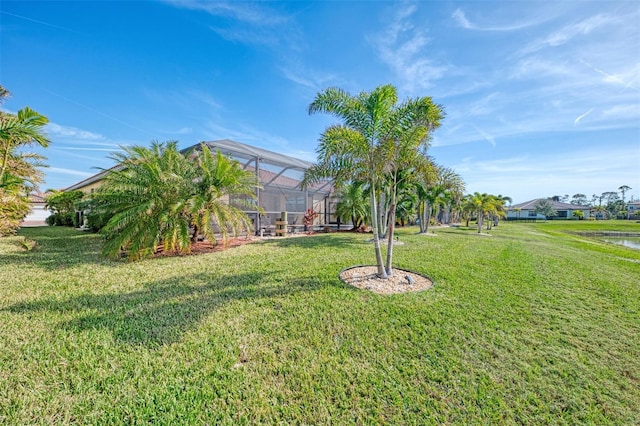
[339,265,433,295]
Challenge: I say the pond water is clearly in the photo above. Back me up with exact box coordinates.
[601,237,640,250]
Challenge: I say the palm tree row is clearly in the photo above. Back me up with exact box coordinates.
[91,141,259,261]
[462,193,509,234]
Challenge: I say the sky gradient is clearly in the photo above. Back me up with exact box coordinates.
[1,0,639,203]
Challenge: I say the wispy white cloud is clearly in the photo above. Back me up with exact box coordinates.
[278,63,340,92]
[48,167,94,178]
[601,104,640,120]
[203,121,291,150]
[369,3,449,93]
[46,123,105,141]
[452,8,544,32]
[523,14,615,53]
[44,89,153,136]
[169,127,193,135]
[579,60,640,92]
[574,109,593,126]
[54,147,125,152]
[164,0,289,25]
[448,145,640,202]
[0,10,76,32]
[165,0,302,49]
[142,88,223,113]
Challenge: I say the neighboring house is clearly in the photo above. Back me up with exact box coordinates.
[20,192,50,227]
[63,139,336,234]
[628,201,640,219]
[507,199,591,220]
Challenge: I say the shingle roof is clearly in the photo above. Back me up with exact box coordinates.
[509,198,590,210]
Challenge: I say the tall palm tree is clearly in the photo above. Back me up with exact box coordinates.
[435,167,465,224]
[304,84,442,278]
[417,184,447,234]
[618,185,631,218]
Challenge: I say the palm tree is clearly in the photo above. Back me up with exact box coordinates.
[0,86,50,236]
[490,194,511,227]
[188,146,259,244]
[334,181,369,230]
[97,142,258,260]
[304,84,442,278]
[467,192,504,233]
[417,184,447,234]
[435,167,465,224]
[618,185,631,218]
[97,141,195,260]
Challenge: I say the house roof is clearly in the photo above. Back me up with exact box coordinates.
[63,165,118,192]
[28,192,48,203]
[509,198,590,210]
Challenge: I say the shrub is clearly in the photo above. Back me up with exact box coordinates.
[46,213,74,227]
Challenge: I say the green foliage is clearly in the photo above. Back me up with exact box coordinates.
[95,141,258,260]
[0,189,30,236]
[305,84,444,277]
[45,190,83,215]
[534,199,557,218]
[334,181,369,229]
[572,210,584,220]
[0,86,50,236]
[465,192,507,233]
[1,223,638,423]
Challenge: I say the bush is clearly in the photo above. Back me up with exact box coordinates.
[46,213,74,227]
[85,211,114,232]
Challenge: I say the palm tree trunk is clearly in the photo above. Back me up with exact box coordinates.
[377,189,387,239]
[385,179,398,276]
[0,142,12,185]
[191,223,199,243]
[419,201,427,233]
[369,179,387,279]
[477,212,483,233]
[423,201,431,233]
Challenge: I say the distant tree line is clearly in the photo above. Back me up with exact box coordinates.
[548,185,635,219]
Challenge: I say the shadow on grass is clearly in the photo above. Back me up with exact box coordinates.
[6,227,113,270]
[260,232,363,249]
[5,270,324,347]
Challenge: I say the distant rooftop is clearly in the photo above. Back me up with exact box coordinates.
[509,198,590,210]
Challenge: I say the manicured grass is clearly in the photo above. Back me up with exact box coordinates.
[1,222,639,424]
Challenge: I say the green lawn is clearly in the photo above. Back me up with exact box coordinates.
[1,221,639,424]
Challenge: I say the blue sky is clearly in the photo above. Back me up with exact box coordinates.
[1,0,639,203]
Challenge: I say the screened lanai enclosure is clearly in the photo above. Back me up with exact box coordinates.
[197,139,337,235]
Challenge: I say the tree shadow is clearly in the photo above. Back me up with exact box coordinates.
[5,270,323,348]
[260,233,364,250]
[6,227,114,270]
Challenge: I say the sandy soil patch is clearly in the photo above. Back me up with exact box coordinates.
[339,265,433,295]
